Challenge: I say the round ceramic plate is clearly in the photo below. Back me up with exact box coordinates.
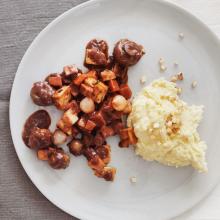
[10,0,220,219]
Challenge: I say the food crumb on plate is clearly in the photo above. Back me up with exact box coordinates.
[140,75,146,84]
[170,72,184,82]
[130,176,137,183]
[191,81,197,88]
[174,62,179,67]
[158,58,167,72]
[160,65,167,72]
[170,75,178,82]
[178,32,184,40]
[159,57,164,64]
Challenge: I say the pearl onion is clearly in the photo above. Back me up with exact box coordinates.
[52,129,67,145]
[112,95,127,111]
[80,97,95,113]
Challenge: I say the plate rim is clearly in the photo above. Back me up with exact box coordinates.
[9,0,220,219]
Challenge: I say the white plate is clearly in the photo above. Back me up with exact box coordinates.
[10,0,220,219]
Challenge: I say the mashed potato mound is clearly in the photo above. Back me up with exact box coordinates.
[128,78,207,172]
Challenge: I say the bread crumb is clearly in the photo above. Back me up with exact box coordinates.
[130,176,137,183]
[191,81,197,88]
[159,58,164,64]
[158,58,167,72]
[170,73,184,82]
[170,75,178,82]
[177,72,184,80]
[160,65,167,72]
[174,62,178,67]
[140,75,146,84]
[179,32,184,39]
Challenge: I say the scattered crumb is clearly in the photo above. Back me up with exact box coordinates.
[159,58,164,64]
[191,81,197,88]
[178,32,184,40]
[160,65,167,72]
[174,62,178,67]
[158,58,167,72]
[130,176,137,183]
[140,75,146,84]
[170,75,178,82]
[170,72,184,82]
[177,72,184,80]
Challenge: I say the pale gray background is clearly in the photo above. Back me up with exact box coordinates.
[2,0,220,220]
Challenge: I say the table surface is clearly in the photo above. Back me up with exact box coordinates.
[1,0,220,219]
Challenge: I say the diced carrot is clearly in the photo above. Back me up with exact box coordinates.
[119,139,130,148]
[119,128,129,140]
[127,129,137,144]
[64,100,80,113]
[70,84,79,97]
[37,149,49,161]
[119,128,137,144]
[85,120,96,131]
[73,74,87,86]
[101,97,113,112]
[48,76,62,87]
[80,84,94,98]
[90,111,106,127]
[86,70,97,79]
[77,117,87,128]
[109,79,120,92]
[119,84,132,99]
[100,126,114,138]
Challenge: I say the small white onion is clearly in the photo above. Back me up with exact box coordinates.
[112,95,127,111]
[80,97,95,114]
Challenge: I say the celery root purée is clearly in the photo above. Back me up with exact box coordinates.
[128,78,207,172]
